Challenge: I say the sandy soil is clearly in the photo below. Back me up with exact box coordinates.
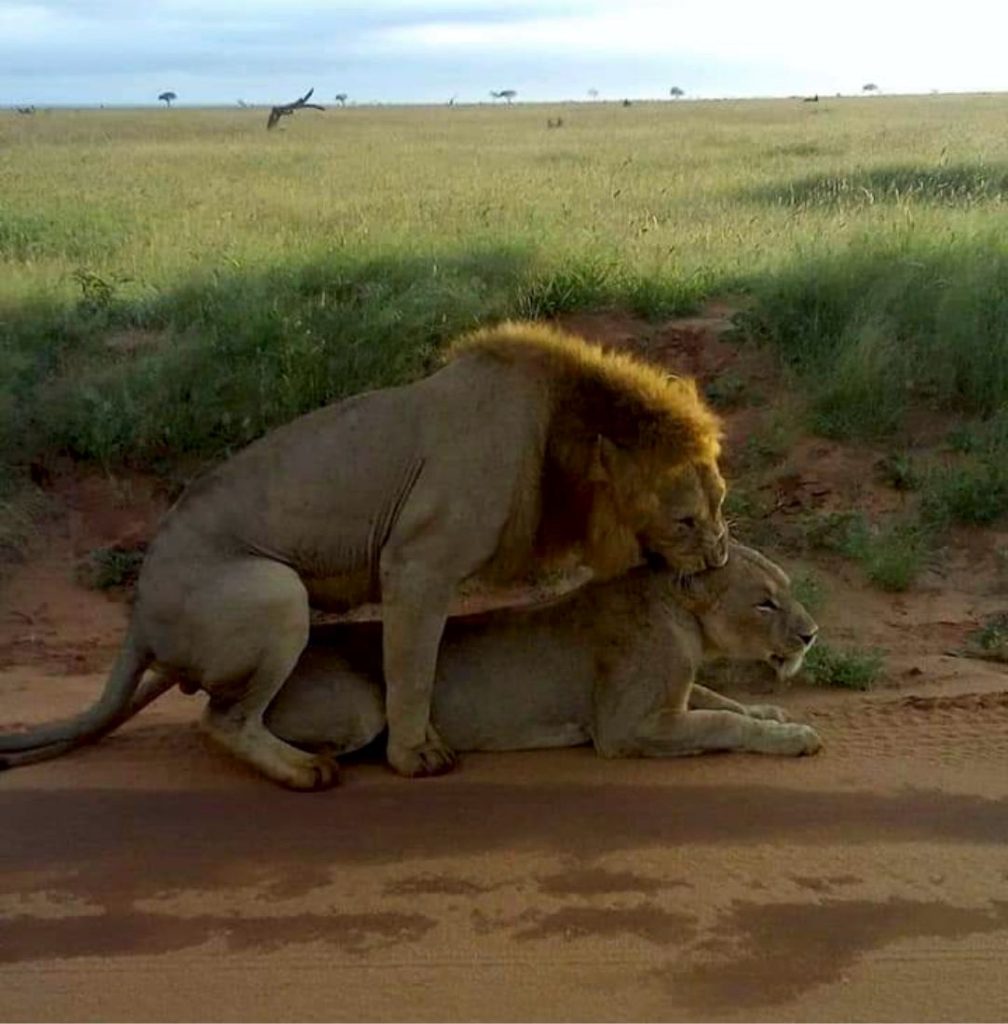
[3,310,1008,1022]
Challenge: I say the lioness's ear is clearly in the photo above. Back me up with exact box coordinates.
[675,571,718,613]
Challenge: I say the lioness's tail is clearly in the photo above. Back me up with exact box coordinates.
[0,622,154,766]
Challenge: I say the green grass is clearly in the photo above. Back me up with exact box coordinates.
[774,510,929,592]
[0,484,50,572]
[920,459,1008,527]
[839,517,931,592]
[876,452,921,492]
[789,569,827,615]
[741,235,1008,437]
[5,95,1008,481]
[802,641,884,690]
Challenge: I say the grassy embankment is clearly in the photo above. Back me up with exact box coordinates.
[3,95,1008,634]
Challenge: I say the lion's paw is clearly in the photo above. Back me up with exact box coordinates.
[200,710,341,790]
[283,750,341,791]
[387,733,457,777]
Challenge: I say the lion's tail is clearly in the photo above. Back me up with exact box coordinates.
[0,621,156,766]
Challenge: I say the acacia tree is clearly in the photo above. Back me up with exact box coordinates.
[862,82,879,94]
[669,86,684,98]
[334,93,348,106]
[588,88,599,100]
[491,89,517,104]
[158,91,177,108]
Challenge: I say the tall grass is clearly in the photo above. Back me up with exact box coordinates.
[4,95,1008,477]
[742,231,1008,436]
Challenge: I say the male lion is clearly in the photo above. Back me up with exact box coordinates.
[0,322,727,788]
[3,545,821,773]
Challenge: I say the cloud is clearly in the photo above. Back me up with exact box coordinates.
[1,0,1006,103]
[371,1,1008,77]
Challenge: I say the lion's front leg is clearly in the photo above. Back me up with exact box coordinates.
[689,683,790,722]
[623,707,821,758]
[378,449,529,778]
[380,555,460,778]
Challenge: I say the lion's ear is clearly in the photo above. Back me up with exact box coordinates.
[588,435,611,484]
[590,435,626,484]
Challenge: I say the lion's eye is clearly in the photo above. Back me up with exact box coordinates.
[757,597,780,612]
[679,516,696,529]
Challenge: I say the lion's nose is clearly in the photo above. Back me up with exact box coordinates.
[799,627,819,648]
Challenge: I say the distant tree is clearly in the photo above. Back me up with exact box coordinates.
[266,86,324,130]
[158,91,177,108]
[622,98,632,107]
[448,95,457,106]
[237,98,248,108]
[491,89,517,104]
[862,82,879,94]
[334,93,348,106]
[669,86,684,98]
[588,88,599,100]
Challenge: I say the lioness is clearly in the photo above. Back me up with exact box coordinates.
[0,323,727,788]
[3,545,821,773]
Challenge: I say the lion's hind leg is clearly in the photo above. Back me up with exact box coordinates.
[624,707,821,758]
[186,560,338,790]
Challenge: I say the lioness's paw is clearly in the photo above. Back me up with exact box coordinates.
[746,703,790,722]
[387,736,457,777]
[775,723,822,756]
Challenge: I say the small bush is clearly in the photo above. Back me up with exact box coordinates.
[705,374,749,410]
[841,518,930,592]
[785,510,927,591]
[733,412,800,471]
[76,545,146,590]
[969,612,1008,655]
[876,452,921,491]
[920,460,1008,527]
[802,642,884,690]
[792,510,864,553]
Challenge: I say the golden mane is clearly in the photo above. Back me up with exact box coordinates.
[447,320,722,464]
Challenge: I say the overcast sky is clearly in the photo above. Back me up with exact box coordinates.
[3,0,1007,106]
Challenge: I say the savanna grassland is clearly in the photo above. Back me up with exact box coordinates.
[10,99,1008,1024]
[4,93,1008,614]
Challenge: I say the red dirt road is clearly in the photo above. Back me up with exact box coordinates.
[3,668,1008,1022]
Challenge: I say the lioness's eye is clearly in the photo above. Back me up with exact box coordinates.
[757,597,780,612]
[679,516,696,529]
